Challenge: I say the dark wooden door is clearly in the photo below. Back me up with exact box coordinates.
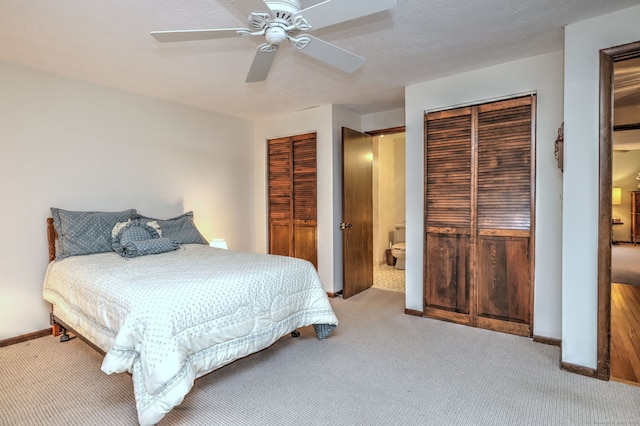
[342,127,373,299]
[292,135,318,267]
[475,97,534,336]
[424,107,474,325]
[268,133,317,268]
[268,137,293,258]
[424,95,535,337]
[631,191,640,245]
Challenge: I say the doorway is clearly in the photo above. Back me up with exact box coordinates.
[341,126,405,298]
[609,54,640,384]
[371,129,406,293]
[597,40,640,381]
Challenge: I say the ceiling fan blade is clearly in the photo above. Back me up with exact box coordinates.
[246,45,278,82]
[150,28,248,43]
[296,35,365,74]
[229,0,270,14]
[294,0,396,31]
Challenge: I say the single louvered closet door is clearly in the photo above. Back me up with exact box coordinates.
[424,107,474,325]
[268,133,318,269]
[424,95,535,337]
[475,97,534,336]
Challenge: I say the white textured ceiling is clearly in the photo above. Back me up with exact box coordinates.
[1,0,639,120]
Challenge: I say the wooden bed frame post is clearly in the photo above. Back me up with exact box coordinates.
[50,313,62,336]
[47,217,56,262]
[46,218,69,340]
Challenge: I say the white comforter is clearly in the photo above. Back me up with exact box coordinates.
[42,244,338,425]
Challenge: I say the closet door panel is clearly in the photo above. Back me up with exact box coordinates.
[292,134,317,223]
[475,97,533,335]
[425,109,473,228]
[477,98,532,231]
[425,232,470,315]
[294,222,317,268]
[477,236,530,323]
[270,222,291,257]
[268,138,293,257]
[424,108,473,324]
[268,137,293,224]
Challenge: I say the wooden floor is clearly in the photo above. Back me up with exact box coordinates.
[611,282,640,384]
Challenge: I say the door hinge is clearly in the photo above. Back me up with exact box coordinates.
[340,222,353,230]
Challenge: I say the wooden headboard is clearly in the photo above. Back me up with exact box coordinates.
[47,218,56,262]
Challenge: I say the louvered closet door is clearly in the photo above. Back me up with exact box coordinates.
[424,95,535,337]
[268,137,293,258]
[475,97,534,336]
[424,107,474,325]
[292,133,317,268]
[267,133,318,269]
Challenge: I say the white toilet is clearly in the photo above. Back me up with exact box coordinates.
[391,223,406,270]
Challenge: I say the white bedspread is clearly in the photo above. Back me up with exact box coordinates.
[42,244,338,425]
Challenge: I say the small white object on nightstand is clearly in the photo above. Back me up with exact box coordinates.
[209,239,228,249]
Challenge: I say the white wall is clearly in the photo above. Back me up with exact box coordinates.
[362,108,405,132]
[331,107,364,291]
[393,135,407,227]
[563,4,640,369]
[373,136,396,264]
[373,134,406,264]
[0,62,255,340]
[405,51,564,338]
[254,106,345,293]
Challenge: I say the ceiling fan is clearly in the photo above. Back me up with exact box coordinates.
[150,0,396,82]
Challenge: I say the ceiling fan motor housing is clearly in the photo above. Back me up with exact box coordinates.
[249,0,300,29]
[250,0,303,44]
[265,26,287,45]
[264,0,302,17]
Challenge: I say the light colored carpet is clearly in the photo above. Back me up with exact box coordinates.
[612,243,640,286]
[2,288,640,425]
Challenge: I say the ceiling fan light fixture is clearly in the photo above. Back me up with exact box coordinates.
[265,26,287,45]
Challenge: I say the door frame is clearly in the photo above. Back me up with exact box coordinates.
[596,40,640,380]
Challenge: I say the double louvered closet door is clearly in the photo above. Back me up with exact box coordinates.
[424,95,535,337]
[268,133,318,269]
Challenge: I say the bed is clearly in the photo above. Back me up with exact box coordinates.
[42,208,338,425]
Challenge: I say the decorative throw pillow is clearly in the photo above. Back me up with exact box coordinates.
[111,220,161,256]
[135,211,208,245]
[51,208,137,258]
[121,237,180,258]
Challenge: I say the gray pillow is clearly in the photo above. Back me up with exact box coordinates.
[51,208,137,258]
[121,237,180,258]
[112,220,160,256]
[136,211,208,245]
